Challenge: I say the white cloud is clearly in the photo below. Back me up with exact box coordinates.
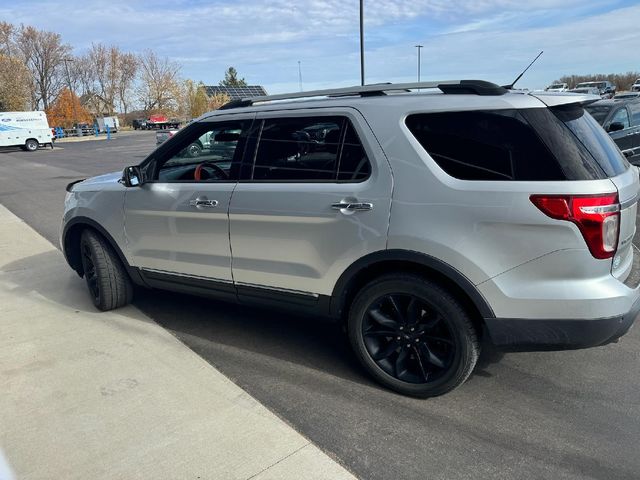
[0,0,638,92]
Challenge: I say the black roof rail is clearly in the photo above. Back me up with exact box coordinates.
[217,80,507,110]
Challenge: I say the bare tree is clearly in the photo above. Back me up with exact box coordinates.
[117,52,137,114]
[16,25,70,110]
[0,54,31,110]
[137,49,181,113]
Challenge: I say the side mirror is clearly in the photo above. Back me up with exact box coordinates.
[121,165,143,187]
[608,122,625,132]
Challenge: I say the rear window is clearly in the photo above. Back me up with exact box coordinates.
[406,106,628,181]
[551,104,628,177]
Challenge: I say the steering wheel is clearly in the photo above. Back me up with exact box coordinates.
[194,161,228,181]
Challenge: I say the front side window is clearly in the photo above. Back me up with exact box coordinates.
[609,107,631,129]
[154,121,249,182]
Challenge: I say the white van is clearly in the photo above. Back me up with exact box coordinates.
[0,111,54,151]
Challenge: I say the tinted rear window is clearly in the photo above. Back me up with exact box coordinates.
[405,109,606,181]
[551,104,628,177]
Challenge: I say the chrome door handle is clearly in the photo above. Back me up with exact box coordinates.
[189,198,219,208]
[331,201,373,211]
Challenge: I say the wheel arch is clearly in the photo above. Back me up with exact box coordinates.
[330,249,494,333]
[62,217,145,285]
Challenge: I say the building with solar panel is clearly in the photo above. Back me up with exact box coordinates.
[204,85,268,100]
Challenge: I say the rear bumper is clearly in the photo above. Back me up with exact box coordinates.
[485,296,640,351]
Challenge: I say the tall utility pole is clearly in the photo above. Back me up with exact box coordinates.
[62,57,77,127]
[415,45,423,82]
[298,60,303,91]
[360,0,365,86]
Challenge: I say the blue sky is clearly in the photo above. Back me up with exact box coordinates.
[2,0,640,93]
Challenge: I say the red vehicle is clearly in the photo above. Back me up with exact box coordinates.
[145,114,180,130]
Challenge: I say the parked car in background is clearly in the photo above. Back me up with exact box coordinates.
[0,111,54,151]
[575,80,616,98]
[568,87,600,96]
[132,119,147,130]
[545,82,568,92]
[585,99,640,165]
[615,91,640,100]
[631,79,640,92]
[61,80,640,398]
[155,129,179,145]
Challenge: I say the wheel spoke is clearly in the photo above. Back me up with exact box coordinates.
[387,295,406,324]
[394,348,409,379]
[424,335,453,345]
[372,340,399,360]
[419,342,446,369]
[406,297,419,324]
[368,308,398,329]
[411,345,429,381]
[364,330,396,338]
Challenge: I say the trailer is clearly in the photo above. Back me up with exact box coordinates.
[96,116,120,133]
[0,111,54,151]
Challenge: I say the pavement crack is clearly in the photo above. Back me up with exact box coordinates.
[245,442,310,480]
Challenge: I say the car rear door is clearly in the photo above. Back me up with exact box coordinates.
[228,108,393,303]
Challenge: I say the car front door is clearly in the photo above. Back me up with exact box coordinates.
[606,106,633,155]
[228,110,393,303]
[123,115,253,293]
[626,102,640,165]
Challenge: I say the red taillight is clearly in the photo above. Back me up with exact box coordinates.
[530,193,620,259]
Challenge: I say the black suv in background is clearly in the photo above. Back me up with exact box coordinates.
[586,99,640,165]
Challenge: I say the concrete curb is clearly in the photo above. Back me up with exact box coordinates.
[0,204,356,480]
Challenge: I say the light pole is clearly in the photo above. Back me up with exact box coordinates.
[360,0,365,86]
[298,60,303,92]
[62,57,77,128]
[415,45,423,82]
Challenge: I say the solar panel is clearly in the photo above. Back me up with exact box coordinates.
[205,85,268,100]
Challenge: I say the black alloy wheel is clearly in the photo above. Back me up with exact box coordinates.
[362,293,455,384]
[79,230,133,311]
[81,241,100,302]
[348,274,479,397]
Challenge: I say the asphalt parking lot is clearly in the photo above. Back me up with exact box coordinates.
[1,132,639,480]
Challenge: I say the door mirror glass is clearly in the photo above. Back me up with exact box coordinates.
[608,121,625,132]
[122,166,142,187]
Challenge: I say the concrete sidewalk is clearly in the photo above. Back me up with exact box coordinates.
[0,205,356,480]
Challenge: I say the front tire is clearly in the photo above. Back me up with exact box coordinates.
[347,274,479,397]
[25,138,39,151]
[80,230,133,311]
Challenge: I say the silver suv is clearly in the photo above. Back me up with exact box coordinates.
[61,80,640,397]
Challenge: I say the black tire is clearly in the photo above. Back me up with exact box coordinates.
[79,230,133,311]
[186,142,202,158]
[25,138,39,151]
[347,274,479,398]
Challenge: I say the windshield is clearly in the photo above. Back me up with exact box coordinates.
[548,84,564,89]
[553,104,628,177]
[584,104,612,124]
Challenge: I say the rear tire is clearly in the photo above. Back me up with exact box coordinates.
[347,274,479,397]
[25,138,39,151]
[79,230,133,311]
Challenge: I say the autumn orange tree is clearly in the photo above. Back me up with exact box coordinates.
[46,88,92,128]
